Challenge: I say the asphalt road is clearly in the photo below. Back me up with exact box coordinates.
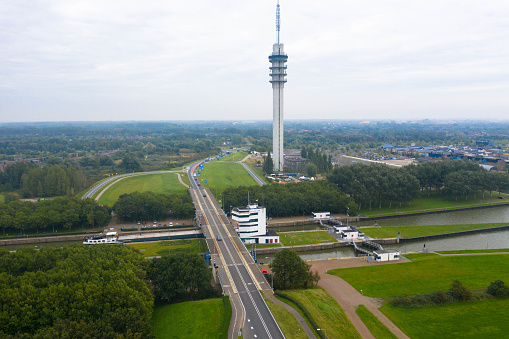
[188,161,284,339]
[238,162,267,186]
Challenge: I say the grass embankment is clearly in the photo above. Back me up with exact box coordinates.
[332,253,509,338]
[355,305,397,339]
[380,298,509,339]
[284,289,361,339]
[254,243,283,249]
[126,239,206,257]
[329,253,509,298]
[98,173,187,206]
[363,191,509,217]
[279,231,337,246]
[0,193,4,203]
[199,162,258,199]
[360,223,508,239]
[217,151,249,162]
[151,297,229,339]
[437,249,509,254]
[262,293,307,339]
[180,173,191,187]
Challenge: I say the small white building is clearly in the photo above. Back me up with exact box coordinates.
[373,249,400,261]
[231,204,279,244]
[334,225,349,233]
[340,230,360,239]
[312,212,330,220]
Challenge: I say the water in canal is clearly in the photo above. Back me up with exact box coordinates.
[261,205,509,263]
[351,205,509,226]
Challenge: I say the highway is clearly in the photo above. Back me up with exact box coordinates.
[188,161,284,339]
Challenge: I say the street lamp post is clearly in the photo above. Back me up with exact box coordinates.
[347,207,349,227]
[317,328,327,338]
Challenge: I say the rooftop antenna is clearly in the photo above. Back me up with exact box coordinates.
[276,0,281,44]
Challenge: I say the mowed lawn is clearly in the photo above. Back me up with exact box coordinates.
[126,239,207,257]
[98,173,187,206]
[329,253,509,298]
[279,231,337,246]
[217,151,249,161]
[262,293,307,339]
[285,289,361,339]
[355,305,397,339]
[380,298,509,339]
[364,191,509,217]
[199,162,258,198]
[360,222,508,239]
[151,298,227,339]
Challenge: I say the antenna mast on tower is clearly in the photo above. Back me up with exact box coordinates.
[276,0,281,44]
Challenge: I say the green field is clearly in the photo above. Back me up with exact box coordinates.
[360,223,508,239]
[151,298,227,339]
[279,231,337,246]
[98,173,187,206]
[437,249,509,254]
[217,151,249,162]
[199,162,258,199]
[362,192,509,217]
[355,305,397,339]
[329,253,509,298]
[263,293,307,339]
[380,298,509,339]
[285,289,361,339]
[126,239,206,257]
[0,193,4,203]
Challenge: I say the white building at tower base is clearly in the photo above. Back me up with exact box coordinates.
[231,204,280,245]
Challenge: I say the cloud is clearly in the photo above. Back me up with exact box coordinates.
[1,0,508,122]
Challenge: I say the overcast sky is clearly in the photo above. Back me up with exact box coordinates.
[1,1,508,122]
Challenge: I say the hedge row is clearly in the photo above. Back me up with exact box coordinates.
[274,291,325,339]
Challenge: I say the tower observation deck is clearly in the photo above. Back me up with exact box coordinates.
[269,1,287,173]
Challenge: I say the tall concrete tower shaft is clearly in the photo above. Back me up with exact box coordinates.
[269,2,287,173]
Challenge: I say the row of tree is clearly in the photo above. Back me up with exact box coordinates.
[328,161,509,209]
[301,146,333,175]
[113,191,194,221]
[222,181,357,218]
[0,197,111,234]
[0,245,154,338]
[328,163,420,210]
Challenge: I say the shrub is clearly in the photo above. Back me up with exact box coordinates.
[449,280,471,301]
[429,290,453,305]
[487,280,509,297]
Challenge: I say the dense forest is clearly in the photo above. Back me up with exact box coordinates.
[329,161,509,210]
[0,197,111,235]
[113,192,194,221]
[222,181,357,217]
[0,245,154,338]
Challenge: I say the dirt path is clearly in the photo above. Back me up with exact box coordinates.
[176,172,189,188]
[311,258,410,339]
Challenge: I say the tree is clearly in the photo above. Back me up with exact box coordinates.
[449,280,471,301]
[120,153,143,173]
[149,253,214,302]
[487,280,509,297]
[305,163,318,177]
[270,249,319,290]
[262,153,274,174]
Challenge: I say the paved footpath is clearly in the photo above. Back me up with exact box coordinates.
[311,258,410,339]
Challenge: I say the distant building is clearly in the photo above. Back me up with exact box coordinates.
[231,204,279,244]
[312,212,330,220]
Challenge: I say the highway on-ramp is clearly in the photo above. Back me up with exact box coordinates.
[188,161,283,339]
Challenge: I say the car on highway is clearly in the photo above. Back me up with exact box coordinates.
[217,235,222,241]
[197,183,201,186]
[203,194,207,197]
